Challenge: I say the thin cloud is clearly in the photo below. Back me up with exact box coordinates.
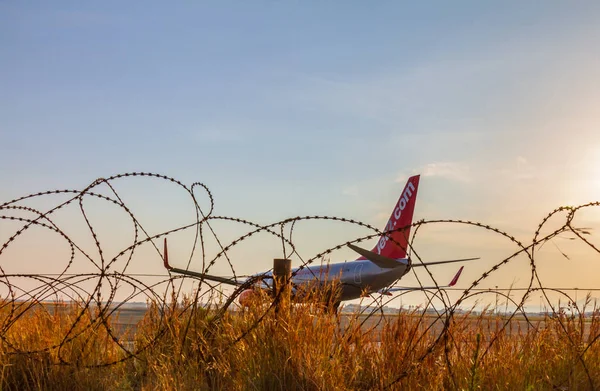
[397,162,471,183]
[498,156,537,181]
[342,185,359,197]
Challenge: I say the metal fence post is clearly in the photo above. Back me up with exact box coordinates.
[273,258,291,317]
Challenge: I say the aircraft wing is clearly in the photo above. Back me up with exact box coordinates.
[378,266,464,295]
[162,239,245,286]
[410,257,479,267]
[167,266,245,286]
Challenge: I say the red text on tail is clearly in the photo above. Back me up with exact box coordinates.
[362,175,420,260]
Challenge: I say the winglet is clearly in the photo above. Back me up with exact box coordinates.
[163,238,171,270]
[448,266,464,287]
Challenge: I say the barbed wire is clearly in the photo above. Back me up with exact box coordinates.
[1,172,599,389]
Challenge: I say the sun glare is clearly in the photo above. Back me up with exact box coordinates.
[565,145,600,206]
[587,146,600,201]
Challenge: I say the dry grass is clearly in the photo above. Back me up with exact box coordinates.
[1,294,600,390]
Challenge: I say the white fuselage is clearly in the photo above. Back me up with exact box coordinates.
[257,259,410,302]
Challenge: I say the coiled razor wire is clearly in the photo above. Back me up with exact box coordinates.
[0,172,599,388]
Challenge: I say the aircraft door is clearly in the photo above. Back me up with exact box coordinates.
[354,263,363,284]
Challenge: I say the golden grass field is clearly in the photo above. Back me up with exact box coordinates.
[1,294,600,391]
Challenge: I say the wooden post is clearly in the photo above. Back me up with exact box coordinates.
[273,258,292,317]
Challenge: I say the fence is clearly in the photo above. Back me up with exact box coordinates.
[1,172,599,389]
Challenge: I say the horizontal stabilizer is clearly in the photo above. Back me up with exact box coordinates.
[348,244,406,269]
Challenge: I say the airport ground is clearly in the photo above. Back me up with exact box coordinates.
[2,299,600,390]
[108,302,597,344]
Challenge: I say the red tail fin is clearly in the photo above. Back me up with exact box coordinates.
[360,175,420,260]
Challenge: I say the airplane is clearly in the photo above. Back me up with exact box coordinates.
[163,175,477,312]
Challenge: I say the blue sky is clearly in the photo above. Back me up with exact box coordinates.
[2,2,600,307]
